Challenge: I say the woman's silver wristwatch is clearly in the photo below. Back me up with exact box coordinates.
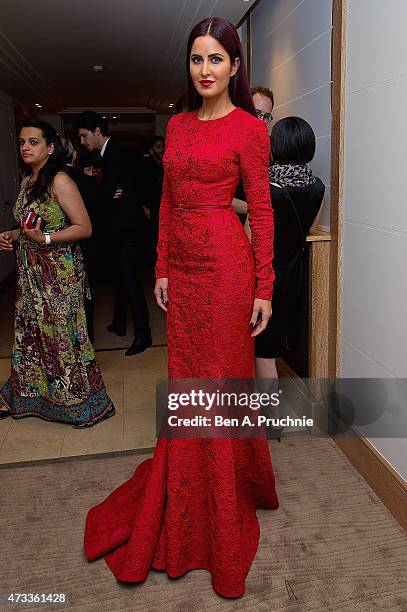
[44,232,51,245]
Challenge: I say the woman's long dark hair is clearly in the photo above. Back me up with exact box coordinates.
[186,17,255,116]
[21,117,69,206]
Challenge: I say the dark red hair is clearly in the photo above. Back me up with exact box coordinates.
[186,17,255,116]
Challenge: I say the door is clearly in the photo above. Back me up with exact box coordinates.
[0,90,19,282]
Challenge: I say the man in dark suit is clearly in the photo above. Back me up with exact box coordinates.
[139,136,165,256]
[74,111,152,356]
[62,138,102,344]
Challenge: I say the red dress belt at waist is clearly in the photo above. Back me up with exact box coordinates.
[171,201,232,210]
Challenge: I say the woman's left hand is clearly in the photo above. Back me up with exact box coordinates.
[22,218,45,244]
[250,298,272,337]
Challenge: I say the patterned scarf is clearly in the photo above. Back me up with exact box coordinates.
[269,163,316,188]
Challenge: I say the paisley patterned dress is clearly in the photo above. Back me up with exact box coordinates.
[0,177,114,425]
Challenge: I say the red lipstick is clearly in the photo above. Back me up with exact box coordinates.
[199,80,215,87]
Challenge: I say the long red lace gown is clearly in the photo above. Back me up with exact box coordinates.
[84,108,279,598]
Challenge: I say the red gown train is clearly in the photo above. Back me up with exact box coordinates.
[84,108,279,598]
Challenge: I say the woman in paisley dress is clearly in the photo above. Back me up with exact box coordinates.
[0,117,114,428]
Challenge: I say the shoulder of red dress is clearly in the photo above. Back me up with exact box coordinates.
[235,108,268,132]
[170,111,196,125]
[165,111,195,135]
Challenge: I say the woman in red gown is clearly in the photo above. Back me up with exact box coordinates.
[84,17,279,598]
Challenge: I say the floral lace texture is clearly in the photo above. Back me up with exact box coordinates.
[85,437,279,598]
[84,108,279,598]
[156,108,274,300]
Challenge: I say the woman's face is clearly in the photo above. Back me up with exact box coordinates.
[190,35,239,101]
[19,127,53,168]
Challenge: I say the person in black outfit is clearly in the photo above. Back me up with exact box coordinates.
[139,135,165,257]
[61,139,101,343]
[254,117,325,379]
[74,111,152,356]
[112,169,152,356]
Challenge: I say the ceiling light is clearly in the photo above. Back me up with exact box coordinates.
[92,65,103,72]
[35,103,42,108]
[112,116,117,119]
[102,116,106,119]
[168,103,174,108]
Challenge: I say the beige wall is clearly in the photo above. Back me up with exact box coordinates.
[341,0,407,480]
[251,0,333,230]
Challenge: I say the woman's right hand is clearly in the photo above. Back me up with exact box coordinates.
[154,278,168,312]
[0,231,14,251]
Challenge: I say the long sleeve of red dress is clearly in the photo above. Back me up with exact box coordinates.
[155,118,174,279]
[155,110,274,300]
[239,120,275,300]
